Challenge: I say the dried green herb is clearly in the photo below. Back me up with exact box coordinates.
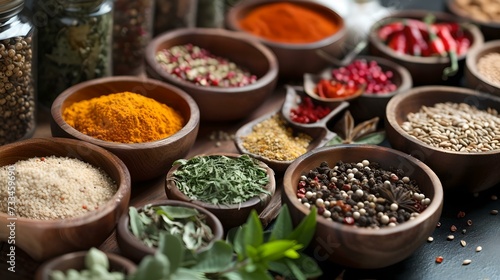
[128,204,214,251]
[171,155,271,206]
[34,0,113,108]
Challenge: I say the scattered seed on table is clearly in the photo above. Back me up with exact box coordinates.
[427,236,434,242]
[460,240,467,247]
[462,259,472,265]
[462,229,467,234]
[491,195,498,201]
[450,225,457,232]
[467,219,473,226]
[491,209,499,215]
[447,235,455,240]
[476,246,482,252]
[436,222,442,228]
[435,256,444,263]
[457,211,466,218]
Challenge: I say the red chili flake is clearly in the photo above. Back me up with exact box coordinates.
[40,157,45,161]
[82,205,88,210]
[457,211,466,218]
[450,225,457,232]
[343,216,355,225]
[435,256,444,263]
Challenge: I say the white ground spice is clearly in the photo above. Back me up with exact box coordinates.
[476,52,500,86]
[401,102,500,152]
[0,156,117,220]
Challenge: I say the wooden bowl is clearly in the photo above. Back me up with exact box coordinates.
[116,200,224,263]
[368,10,484,86]
[385,86,500,192]
[344,55,413,123]
[282,145,443,269]
[446,0,500,41]
[226,0,347,80]
[35,250,136,280]
[50,76,200,182]
[144,28,278,122]
[464,40,500,97]
[0,138,131,261]
[165,153,276,230]
[235,110,338,174]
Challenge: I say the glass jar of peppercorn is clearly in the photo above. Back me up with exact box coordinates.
[112,0,155,75]
[0,0,36,146]
[33,0,113,108]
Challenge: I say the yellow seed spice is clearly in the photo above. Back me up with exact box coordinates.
[242,114,312,161]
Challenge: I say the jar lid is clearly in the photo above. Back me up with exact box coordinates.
[0,0,23,21]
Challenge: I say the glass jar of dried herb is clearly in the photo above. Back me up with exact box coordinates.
[0,0,36,146]
[33,0,113,108]
[112,0,155,75]
[153,0,197,36]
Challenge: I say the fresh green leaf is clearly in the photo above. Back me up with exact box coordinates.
[155,205,199,219]
[85,247,109,270]
[268,204,293,242]
[236,266,273,280]
[128,207,144,238]
[284,258,306,280]
[269,254,323,280]
[172,268,206,280]
[129,253,170,280]
[256,240,302,262]
[287,207,317,248]
[191,241,234,273]
[158,232,184,274]
[233,210,263,258]
[325,135,344,146]
[354,131,386,145]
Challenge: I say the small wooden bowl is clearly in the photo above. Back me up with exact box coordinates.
[35,250,136,280]
[282,145,443,269]
[464,40,500,97]
[446,0,500,41]
[145,28,278,122]
[51,76,200,182]
[165,153,276,230]
[385,86,500,192]
[235,110,338,174]
[0,138,131,261]
[116,200,224,263]
[226,0,347,80]
[368,10,484,85]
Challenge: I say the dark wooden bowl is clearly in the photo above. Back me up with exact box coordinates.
[226,0,347,80]
[368,10,484,86]
[35,250,136,280]
[446,0,500,41]
[464,40,500,97]
[116,200,224,263]
[385,86,500,192]
[0,138,131,261]
[165,153,276,230]
[50,76,200,182]
[345,55,413,123]
[235,110,338,174]
[282,145,443,269]
[144,28,278,122]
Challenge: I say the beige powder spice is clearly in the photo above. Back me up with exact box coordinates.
[0,156,117,220]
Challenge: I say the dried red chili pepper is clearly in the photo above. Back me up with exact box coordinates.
[404,23,428,56]
[455,36,471,56]
[388,30,407,54]
[378,21,404,41]
[314,79,359,99]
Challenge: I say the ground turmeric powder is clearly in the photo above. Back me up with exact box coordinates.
[238,2,339,44]
[63,92,184,143]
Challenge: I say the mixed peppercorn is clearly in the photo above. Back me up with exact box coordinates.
[155,43,257,87]
[296,160,430,228]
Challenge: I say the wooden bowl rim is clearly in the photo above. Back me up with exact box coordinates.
[145,27,279,94]
[165,153,276,210]
[283,144,444,235]
[225,0,347,49]
[51,76,200,149]
[116,199,225,256]
[369,9,484,63]
[386,85,500,156]
[0,137,131,226]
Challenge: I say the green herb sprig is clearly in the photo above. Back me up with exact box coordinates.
[128,205,214,251]
[171,155,271,206]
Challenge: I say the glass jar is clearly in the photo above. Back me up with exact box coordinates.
[153,0,197,36]
[0,0,36,145]
[33,0,113,108]
[112,0,155,76]
[196,0,224,28]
